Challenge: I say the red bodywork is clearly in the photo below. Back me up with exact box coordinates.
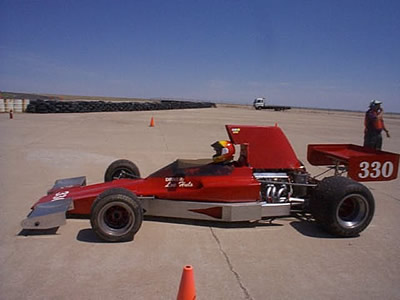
[37,165,261,215]
[33,125,399,216]
[34,125,302,215]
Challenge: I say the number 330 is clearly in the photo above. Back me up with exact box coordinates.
[358,161,394,179]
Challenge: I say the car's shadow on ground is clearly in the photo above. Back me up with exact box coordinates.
[289,214,360,239]
[289,221,335,238]
[145,215,359,239]
[75,216,284,243]
[76,229,109,243]
[76,215,353,243]
[19,216,356,242]
[143,216,284,228]
[18,228,59,236]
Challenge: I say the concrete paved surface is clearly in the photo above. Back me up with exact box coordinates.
[0,106,399,299]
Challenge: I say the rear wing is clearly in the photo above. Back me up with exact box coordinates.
[226,125,301,170]
[307,144,399,182]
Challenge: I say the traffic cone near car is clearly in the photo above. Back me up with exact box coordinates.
[149,117,155,127]
[177,265,196,300]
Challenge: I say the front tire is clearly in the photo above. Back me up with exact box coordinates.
[310,176,375,237]
[104,159,140,182]
[90,188,143,242]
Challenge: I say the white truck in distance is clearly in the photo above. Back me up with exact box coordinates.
[253,97,291,111]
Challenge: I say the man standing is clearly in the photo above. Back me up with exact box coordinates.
[364,100,390,150]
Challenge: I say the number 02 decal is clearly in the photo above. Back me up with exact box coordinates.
[358,161,394,179]
[52,191,70,201]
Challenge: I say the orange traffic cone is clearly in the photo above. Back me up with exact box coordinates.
[149,117,155,127]
[177,265,196,300]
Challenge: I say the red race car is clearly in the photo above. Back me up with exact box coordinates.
[22,125,399,242]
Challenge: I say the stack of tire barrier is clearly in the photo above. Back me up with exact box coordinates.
[26,99,216,114]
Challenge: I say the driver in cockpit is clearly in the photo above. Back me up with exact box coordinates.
[211,140,235,164]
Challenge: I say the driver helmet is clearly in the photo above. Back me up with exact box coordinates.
[211,140,235,163]
[369,99,382,108]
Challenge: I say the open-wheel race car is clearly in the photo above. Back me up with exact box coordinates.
[21,125,400,242]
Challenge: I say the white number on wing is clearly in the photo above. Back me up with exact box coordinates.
[358,161,394,179]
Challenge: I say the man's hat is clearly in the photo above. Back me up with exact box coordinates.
[370,99,382,107]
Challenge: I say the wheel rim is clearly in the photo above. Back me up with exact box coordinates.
[336,194,369,229]
[98,202,135,236]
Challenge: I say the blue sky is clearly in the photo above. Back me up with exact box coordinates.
[1,0,399,112]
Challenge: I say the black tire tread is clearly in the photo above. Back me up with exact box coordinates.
[90,188,143,242]
[310,176,375,237]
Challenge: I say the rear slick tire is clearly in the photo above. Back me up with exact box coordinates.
[90,188,143,242]
[310,176,375,237]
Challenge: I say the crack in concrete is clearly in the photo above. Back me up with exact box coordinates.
[210,227,254,300]
[372,189,400,202]
[388,195,400,202]
[380,191,400,202]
